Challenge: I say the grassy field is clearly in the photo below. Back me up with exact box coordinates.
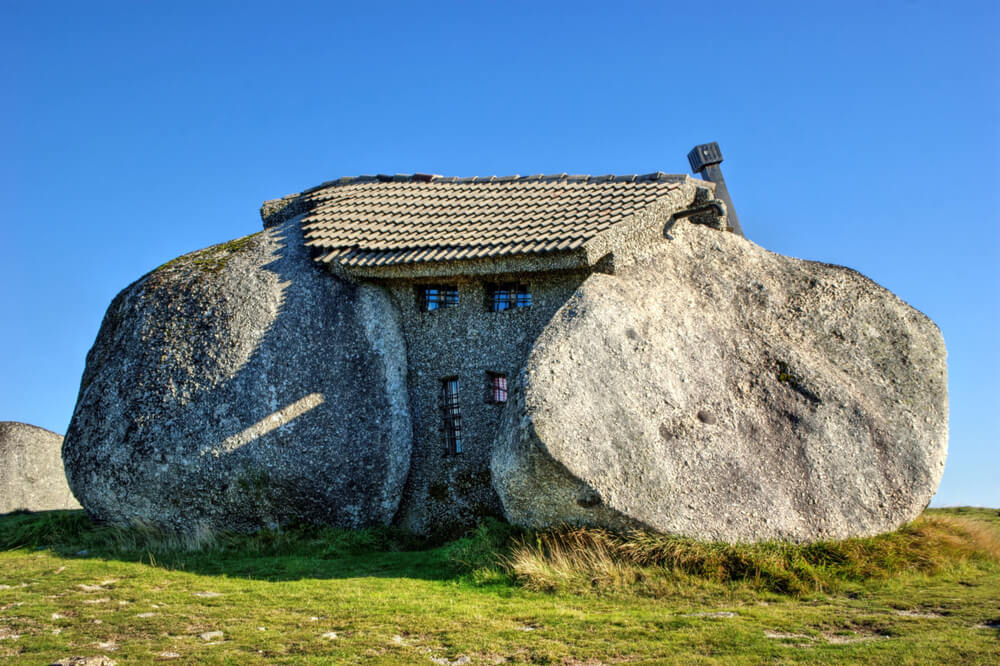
[0,508,997,664]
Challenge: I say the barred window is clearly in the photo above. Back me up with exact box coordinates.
[486,283,531,312]
[441,377,462,454]
[486,372,508,404]
[419,285,459,312]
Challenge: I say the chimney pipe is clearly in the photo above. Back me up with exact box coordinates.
[687,142,744,238]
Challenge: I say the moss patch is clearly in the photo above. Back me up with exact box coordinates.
[155,233,261,274]
[776,359,821,404]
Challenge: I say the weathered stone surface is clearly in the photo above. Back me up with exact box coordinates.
[63,218,412,532]
[0,422,80,513]
[492,220,948,542]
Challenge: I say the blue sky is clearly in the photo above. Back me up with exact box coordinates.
[2,1,997,507]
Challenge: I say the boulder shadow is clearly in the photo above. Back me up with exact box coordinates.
[0,509,473,583]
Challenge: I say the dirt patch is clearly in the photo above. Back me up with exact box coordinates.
[0,627,21,641]
[894,609,944,618]
[764,631,811,639]
[821,630,888,645]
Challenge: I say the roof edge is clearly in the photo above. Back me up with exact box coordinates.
[340,248,592,280]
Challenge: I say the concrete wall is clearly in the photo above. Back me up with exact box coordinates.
[379,272,588,535]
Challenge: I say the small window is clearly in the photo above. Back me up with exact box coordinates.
[419,285,459,312]
[441,377,462,454]
[487,283,531,312]
[486,372,508,404]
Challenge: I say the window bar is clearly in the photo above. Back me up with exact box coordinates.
[442,378,462,454]
[421,285,459,312]
[489,283,530,312]
[493,375,507,403]
[486,373,508,403]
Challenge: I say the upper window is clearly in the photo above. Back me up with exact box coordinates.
[419,285,459,312]
[487,283,531,312]
[486,372,508,404]
[441,377,463,454]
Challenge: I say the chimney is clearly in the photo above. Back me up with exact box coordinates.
[687,142,744,238]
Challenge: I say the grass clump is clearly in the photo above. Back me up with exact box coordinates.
[505,509,1000,597]
[441,517,519,584]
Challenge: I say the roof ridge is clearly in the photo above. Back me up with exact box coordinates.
[297,171,688,196]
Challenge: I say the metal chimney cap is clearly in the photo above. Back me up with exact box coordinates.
[687,142,724,173]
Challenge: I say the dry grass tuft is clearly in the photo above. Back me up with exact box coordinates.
[911,514,1000,561]
[504,512,1000,597]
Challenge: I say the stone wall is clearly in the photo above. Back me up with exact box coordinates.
[381,272,588,535]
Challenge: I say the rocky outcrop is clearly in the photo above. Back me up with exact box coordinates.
[491,220,948,543]
[62,218,412,532]
[0,422,81,513]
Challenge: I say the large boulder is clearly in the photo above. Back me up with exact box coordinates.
[0,422,81,513]
[492,220,948,542]
[63,218,412,532]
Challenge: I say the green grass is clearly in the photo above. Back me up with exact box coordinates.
[0,508,997,664]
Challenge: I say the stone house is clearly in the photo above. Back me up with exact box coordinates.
[259,172,729,535]
[64,164,947,543]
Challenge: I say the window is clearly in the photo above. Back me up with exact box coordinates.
[419,285,459,312]
[441,377,462,454]
[486,372,508,404]
[486,283,531,312]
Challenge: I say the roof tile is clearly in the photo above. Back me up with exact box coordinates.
[289,172,685,267]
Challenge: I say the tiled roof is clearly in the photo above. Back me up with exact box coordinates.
[287,172,688,268]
